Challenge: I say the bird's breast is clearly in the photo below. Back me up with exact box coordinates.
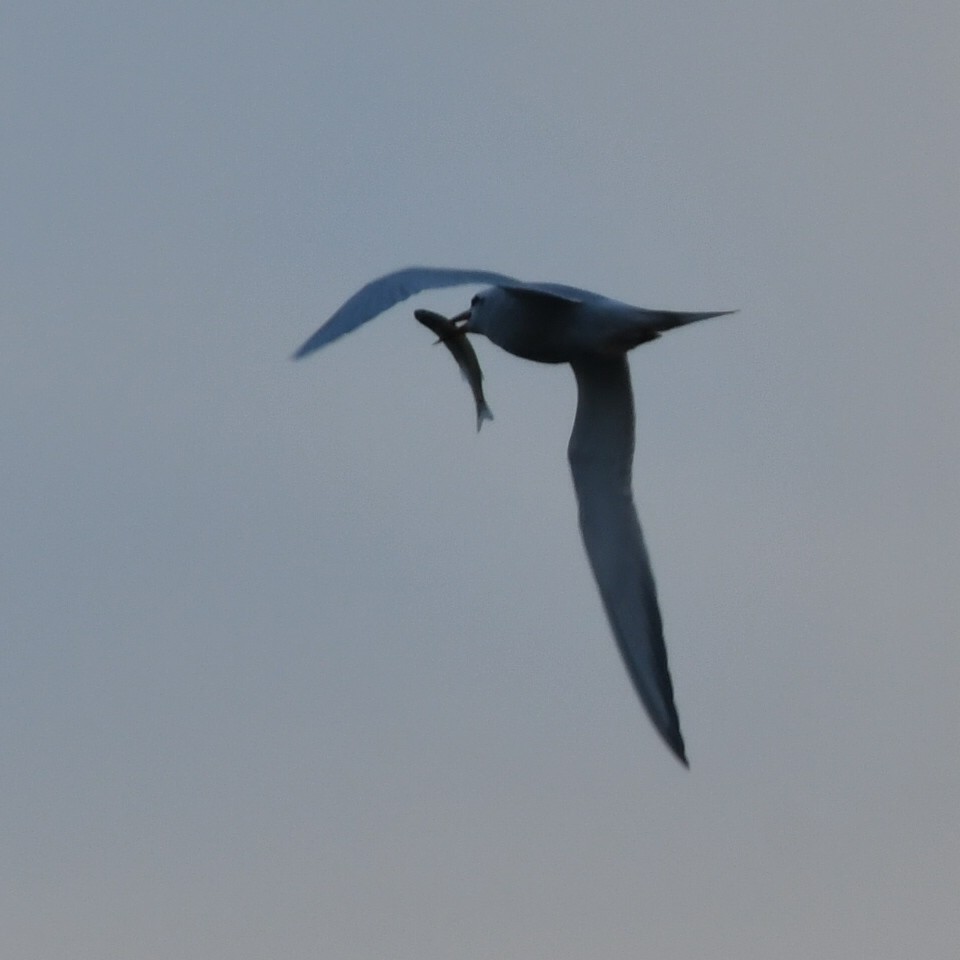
[481,300,583,364]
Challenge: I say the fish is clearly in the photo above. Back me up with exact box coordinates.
[415,308,494,431]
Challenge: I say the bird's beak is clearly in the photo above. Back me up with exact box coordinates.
[429,314,470,346]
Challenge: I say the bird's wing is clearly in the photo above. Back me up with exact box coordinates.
[499,284,586,305]
[293,266,522,358]
[567,356,687,765]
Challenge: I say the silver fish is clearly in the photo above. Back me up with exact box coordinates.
[415,308,493,431]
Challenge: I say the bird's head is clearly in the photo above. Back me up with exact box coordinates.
[451,287,505,339]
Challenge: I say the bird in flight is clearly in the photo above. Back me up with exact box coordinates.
[295,267,734,765]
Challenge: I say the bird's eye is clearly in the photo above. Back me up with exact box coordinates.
[471,293,482,306]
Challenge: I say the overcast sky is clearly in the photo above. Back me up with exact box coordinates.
[2,2,958,958]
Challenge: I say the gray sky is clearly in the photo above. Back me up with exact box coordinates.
[2,2,958,957]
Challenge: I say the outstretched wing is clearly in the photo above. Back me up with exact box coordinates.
[290,266,652,359]
[568,355,687,765]
[293,267,522,358]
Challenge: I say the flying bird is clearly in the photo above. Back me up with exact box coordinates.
[295,267,734,765]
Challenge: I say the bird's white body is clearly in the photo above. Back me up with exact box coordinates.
[464,285,701,362]
[295,267,733,765]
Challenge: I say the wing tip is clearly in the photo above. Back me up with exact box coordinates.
[291,339,311,360]
[292,334,324,360]
[663,725,689,767]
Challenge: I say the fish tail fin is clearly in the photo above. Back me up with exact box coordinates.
[476,403,494,432]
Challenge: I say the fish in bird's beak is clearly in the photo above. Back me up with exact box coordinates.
[415,309,493,432]
[449,308,472,329]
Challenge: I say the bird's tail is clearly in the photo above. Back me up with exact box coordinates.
[649,308,737,332]
[604,308,736,353]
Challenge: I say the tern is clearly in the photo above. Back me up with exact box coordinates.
[295,267,734,765]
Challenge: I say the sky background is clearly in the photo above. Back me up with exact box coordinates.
[2,2,958,957]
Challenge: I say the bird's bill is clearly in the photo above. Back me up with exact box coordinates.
[432,308,471,340]
[436,321,468,344]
